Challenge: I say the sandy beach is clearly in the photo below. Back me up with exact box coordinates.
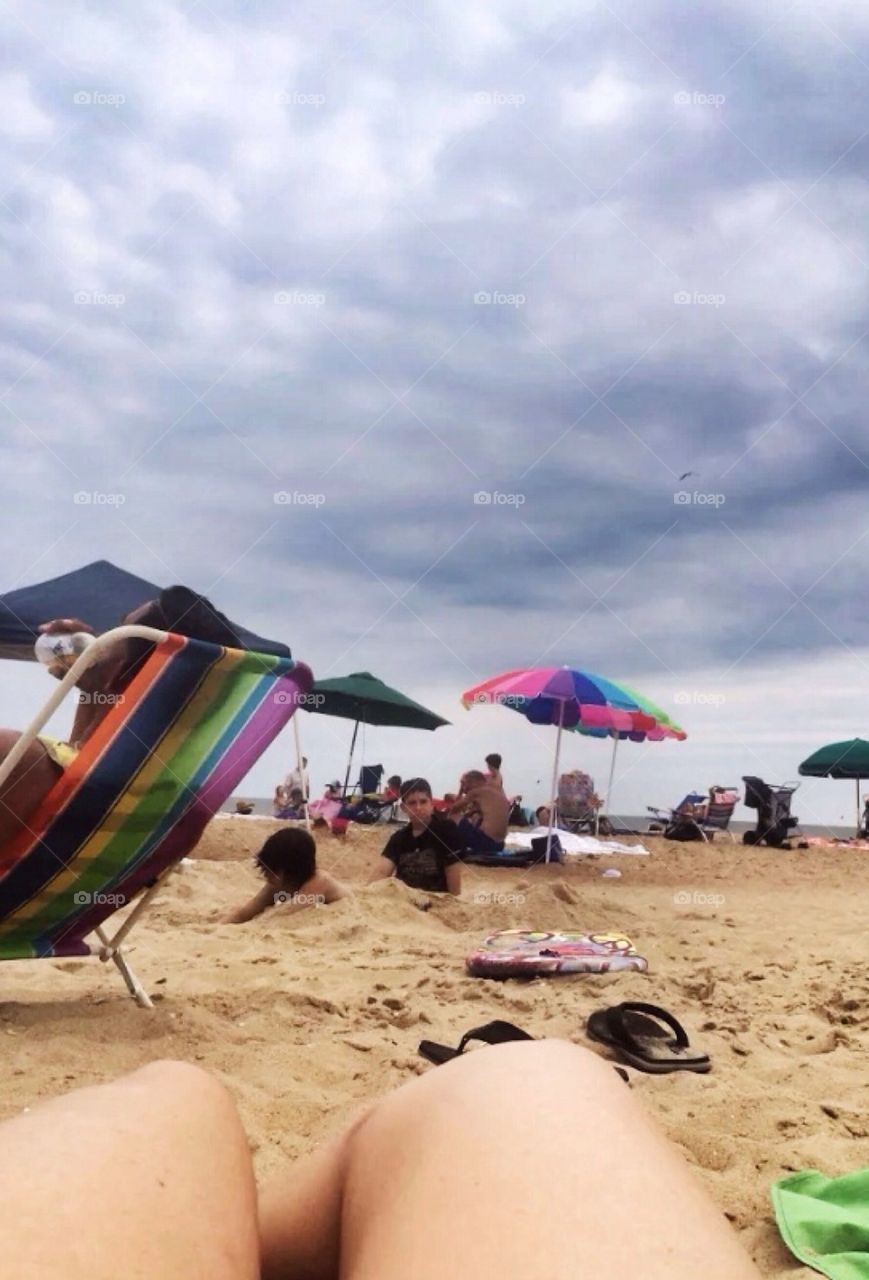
[1,816,867,1276]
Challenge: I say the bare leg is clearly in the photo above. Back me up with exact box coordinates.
[0,728,60,849]
[260,1041,761,1280]
[0,1060,259,1280]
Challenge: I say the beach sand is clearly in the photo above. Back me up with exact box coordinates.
[1,816,867,1276]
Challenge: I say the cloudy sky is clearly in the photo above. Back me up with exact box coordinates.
[3,0,869,828]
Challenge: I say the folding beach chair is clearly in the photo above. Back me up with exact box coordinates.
[340,763,398,824]
[0,625,312,1006]
[344,763,383,800]
[555,770,606,835]
[648,787,738,843]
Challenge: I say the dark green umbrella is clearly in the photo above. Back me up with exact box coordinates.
[799,738,869,831]
[305,672,450,791]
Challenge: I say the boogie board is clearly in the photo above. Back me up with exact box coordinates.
[466,929,648,978]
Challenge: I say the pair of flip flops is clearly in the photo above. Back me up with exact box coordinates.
[417,1004,710,1076]
[586,1002,711,1074]
[418,1020,631,1083]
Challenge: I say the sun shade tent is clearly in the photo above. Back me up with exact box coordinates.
[0,560,290,661]
[799,738,869,832]
[305,672,450,793]
[0,625,313,1005]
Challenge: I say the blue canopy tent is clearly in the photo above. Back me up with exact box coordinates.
[0,560,290,661]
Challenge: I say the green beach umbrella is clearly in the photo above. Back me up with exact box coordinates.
[798,738,869,831]
[305,672,450,791]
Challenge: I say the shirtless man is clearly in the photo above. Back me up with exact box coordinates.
[449,769,510,852]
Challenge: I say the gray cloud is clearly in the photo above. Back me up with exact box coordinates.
[2,0,869,822]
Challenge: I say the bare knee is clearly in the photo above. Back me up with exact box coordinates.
[431,1038,615,1097]
[349,1040,620,1157]
[127,1059,245,1130]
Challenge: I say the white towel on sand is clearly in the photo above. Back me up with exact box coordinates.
[505,826,649,856]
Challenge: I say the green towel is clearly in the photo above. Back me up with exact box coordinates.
[772,1168,869,1280]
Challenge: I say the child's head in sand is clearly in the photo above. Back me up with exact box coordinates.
[256,828,317,895]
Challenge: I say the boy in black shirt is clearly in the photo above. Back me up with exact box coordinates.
[369,778,462,894]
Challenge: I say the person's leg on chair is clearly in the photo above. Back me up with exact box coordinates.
[260,1040,761,1280]
[0,729,61,848]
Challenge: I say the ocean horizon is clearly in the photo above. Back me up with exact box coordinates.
[220,797,857,841]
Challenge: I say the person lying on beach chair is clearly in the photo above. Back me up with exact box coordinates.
[0,1047,762,1280]
[369,778,462,894]
[647,791,706,830]
[448,770,510,853]
[223,828,349,924]
[0,587,241,851]
[649,788,738,842]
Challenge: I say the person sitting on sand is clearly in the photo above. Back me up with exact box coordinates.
[449,770,510,853]
[308,781,348,835]
[0,587,242,851]
[223,827,348,924]
[273,787,306,819]
[369,778,462,894]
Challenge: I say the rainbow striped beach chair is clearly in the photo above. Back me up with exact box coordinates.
[0,625,312,1006]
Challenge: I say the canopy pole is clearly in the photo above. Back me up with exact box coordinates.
[858,777,861,836]
[292,713,311,830]
[343,719,360,796]
[604,735,620,830]
[547,704,565,863]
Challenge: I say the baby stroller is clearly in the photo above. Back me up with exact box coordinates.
[742,776,799,848]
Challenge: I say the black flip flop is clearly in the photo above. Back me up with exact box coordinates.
[418,1020,631,1083]
[586,1002,711,1074]
[418,1020,534,1064]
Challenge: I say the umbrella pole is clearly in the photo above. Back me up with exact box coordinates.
[603,735,619,831]
[858,777,861,836]
[344,719,360,797]
[547,706,565,863]
[292,712,311,831]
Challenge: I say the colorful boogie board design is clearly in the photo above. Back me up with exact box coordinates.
[466,930,648,978]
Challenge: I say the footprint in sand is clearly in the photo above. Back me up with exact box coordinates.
[552,883,578,904]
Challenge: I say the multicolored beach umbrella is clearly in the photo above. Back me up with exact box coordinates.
[461,666,686,856]
[572,681,686,741]
[463,667,685,737]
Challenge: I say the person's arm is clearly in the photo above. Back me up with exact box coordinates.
[37,617,112,747]
[445,862,462,896]
[222,883,275,925]
[368,856,396,884]
[448,795,472,819]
